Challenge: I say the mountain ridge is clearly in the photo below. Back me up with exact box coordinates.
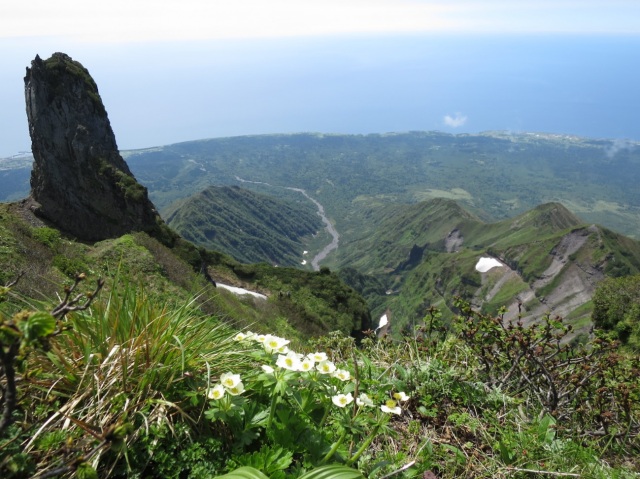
[334,197,640,335]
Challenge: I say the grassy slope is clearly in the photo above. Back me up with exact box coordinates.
[0,203,371,341]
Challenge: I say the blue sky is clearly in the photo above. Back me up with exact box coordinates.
[1,1,640,156]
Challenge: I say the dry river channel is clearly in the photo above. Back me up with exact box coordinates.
[235,177,339,270]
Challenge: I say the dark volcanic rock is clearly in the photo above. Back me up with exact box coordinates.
[24,52,167,242]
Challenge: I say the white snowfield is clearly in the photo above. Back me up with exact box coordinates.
[376,313,388,331]
[217,283,267,300]
[475,257,504,273]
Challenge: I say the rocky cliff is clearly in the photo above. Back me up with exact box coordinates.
[24,52,166,242]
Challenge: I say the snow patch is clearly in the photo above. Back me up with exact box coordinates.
[475,257,503,273]
[376,314,388,331]
[217,283,267,300]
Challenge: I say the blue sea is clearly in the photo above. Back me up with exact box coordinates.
[2,34,639,155]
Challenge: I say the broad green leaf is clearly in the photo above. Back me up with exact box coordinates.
[298,465,366,479]
[213,466,270,479]
[498,440,515,465]
[538,414,557,445]
[22,311,56,341]
[76,462,99,479]
[250,408,269,428]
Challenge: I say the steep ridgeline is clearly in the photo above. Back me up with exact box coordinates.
[165,186,322,267]
[24,53,165,242]
[337,199,640,336]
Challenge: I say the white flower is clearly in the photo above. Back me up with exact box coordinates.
[299,357,315,372]
[277,345,290,354]
[308,352,328,362]
[393,391,410,402]
[263,334,290,354]
[316,360,337,375]
[333,369,351,381]
[331,393,354,408]
[356,393,374,407]
[207,384,225,400]
[227,381,245,396]
[255,334,267,343]
[381,399,401,415]
[234,331,256,342]
[276,351,301,371]
[220,372,242,389]
[261,364,275,374]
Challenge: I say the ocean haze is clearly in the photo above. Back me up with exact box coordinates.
[1,34,639,156]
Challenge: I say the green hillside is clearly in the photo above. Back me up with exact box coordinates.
[165,185,322,267]
[2,165,639,479]
[4,49,639,478]
[0,156,30,203]
[2,207,638,478]
[335,199,640,335]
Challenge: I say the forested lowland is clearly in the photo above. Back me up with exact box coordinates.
[128,131,640,239]
[3,131,640,238]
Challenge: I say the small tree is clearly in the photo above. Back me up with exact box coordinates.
[592,274,640,348]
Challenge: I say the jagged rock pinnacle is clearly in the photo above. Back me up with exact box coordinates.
[24,52,167,242]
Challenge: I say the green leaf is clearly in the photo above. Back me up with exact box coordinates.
[537,414,556,445]
[498,440,515,465]
[214,466,270,479]
[0,325,22,339]
[22,311,56,341]
[249,408,269,428]
[298,465,366,479]
[76,462,99,479]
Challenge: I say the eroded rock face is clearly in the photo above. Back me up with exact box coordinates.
[24,52,164,241]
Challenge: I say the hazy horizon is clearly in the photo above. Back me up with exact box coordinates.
[2,1,639,157]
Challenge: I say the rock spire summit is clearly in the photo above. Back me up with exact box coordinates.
[24,52,166,242]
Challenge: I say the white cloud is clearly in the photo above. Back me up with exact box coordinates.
[604,138,635,159]
[444,113,468,128]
